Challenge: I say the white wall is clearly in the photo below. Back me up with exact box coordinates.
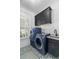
[20,7,34,48]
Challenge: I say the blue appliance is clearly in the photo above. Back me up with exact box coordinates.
[30,28,48,55]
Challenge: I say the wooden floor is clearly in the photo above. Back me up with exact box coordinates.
[20,45,59,59]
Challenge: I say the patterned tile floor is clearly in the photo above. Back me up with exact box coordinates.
[20,45,59,59]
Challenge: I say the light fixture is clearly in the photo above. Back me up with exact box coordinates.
[30,0,36,4]
[29,0,41,4]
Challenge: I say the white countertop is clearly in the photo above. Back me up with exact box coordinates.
[47,35,59,40]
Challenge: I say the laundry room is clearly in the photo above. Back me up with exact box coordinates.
[20,0,59,59]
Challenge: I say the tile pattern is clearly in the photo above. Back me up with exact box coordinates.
[20,45,59,59]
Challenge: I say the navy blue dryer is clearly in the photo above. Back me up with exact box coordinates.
[30,28,48,55]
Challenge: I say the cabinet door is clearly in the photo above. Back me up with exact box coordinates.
[48,38,59,57]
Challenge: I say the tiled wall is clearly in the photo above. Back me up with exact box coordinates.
[35,0,59,35]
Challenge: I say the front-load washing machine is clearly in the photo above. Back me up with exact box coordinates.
[30,28,48,55]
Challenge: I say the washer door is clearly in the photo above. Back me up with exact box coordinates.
[35,34,43,49]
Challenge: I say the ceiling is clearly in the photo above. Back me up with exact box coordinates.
[20,0,54,14]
